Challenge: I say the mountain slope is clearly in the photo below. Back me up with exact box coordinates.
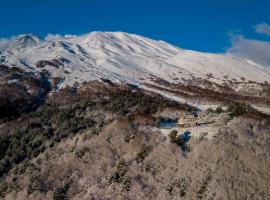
[0,84,269,199]
[0,32,270,110]
[1,32,269,86]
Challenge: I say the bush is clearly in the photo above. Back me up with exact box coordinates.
[169,130,191,152]
[74,146,90,158]
[169,130,180,144]
[136,146,151,163]
[226,101,251,116]
[206,108,214,113]
[53,184,69,200]
[27,175,43,194]
[226,101,267,119]
[215,107,223,114]
[0,158,11,177]
[103,89,192,116]
[166,178,188,196]
[122,176,131,191]
[197,174,211,199]
[110,160,127,183]
[0,181,8,198]
[144,160,158,175]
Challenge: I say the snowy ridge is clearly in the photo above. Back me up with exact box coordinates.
[0,34,44,53]
[0,31,270,88]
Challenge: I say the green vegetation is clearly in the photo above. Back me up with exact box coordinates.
[0,103,95,177]
[169,130,179,144]
[226,101,268,119]
[169,129,187,147]
[169,130,190,152]
[103,89,189,116]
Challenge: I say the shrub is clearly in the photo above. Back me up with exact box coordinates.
[136,146,151,163]
[166,185,174,195]
[103,89,190,116]
[206,108,214,113]
[197,174,211,199]
[169,130,191,152]
[0,181,8,198]
[226,101,267,119]
[124,134,135,143]
[215,107,223,114]
[0,158,11,177]
[169,130,180,144]
[144,160,158,175]
[122,176,131,191]
[166,178,188,196]
[226,101,250,116]
[174,178,188,197]
[110,160,127,183]
[53,184,69,200]
[27,175,43,194]
[74,146,90,159]
[0,136,10,160]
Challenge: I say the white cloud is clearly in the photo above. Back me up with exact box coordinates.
[45,33,77,41]
[226,34,270,67]
[45,34,62,40]
[254,22,270,36]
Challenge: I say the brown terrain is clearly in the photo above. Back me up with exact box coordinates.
[0,66,269,200]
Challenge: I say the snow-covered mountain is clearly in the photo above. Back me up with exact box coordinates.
[1,31,269,87]
[0,31,270,111]
[0,34,44,54]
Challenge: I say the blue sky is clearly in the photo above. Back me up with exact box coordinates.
[1,0,270,55]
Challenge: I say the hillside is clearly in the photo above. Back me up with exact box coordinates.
[0,82,269,199]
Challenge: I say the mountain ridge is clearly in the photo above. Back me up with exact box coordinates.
[1,31,270,110]
[1,32,269,85]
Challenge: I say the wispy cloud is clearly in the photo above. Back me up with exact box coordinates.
[226,33,270,67]
[45,33,77,41]
[254,22,270,36]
